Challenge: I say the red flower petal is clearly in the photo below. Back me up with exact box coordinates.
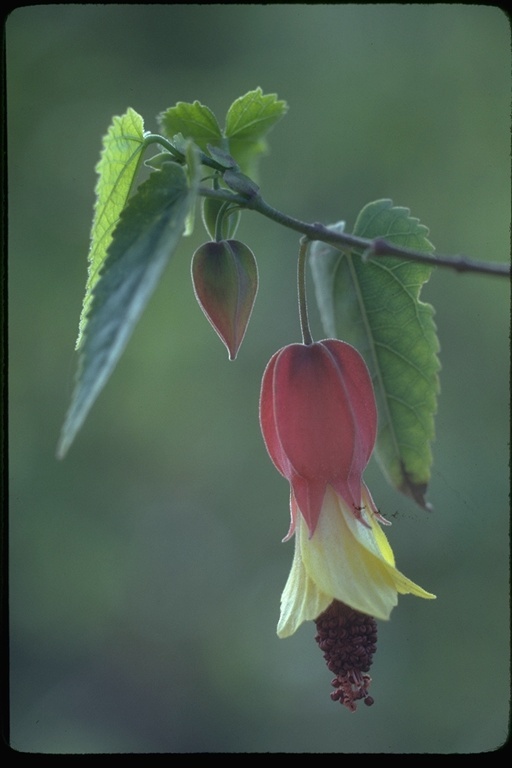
[260,340,377,535]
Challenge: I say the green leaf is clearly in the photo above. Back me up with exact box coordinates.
[76,108,145,349]
[157,100,223,152]
[57,162,194,458]
[156,90,287,178]
[225,87,288,142]
[310,200,440,508]
[224,88,288,177]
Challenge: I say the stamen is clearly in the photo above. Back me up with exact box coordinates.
[314,600,377,712]
[374,508,392,526]
[352,503,371,528]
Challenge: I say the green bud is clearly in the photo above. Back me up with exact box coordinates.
[223,169,260,199]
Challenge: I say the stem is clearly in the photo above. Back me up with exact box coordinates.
[214,201,231,242]
[199,186,510,278]
[143,134,227,172]
[199,188,512,277]
[248,196,511,278]
[298,237,313,345]
[139,136,509,277]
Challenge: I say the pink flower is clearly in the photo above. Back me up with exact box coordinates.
[260,339,377,538]
[259,340,434,637]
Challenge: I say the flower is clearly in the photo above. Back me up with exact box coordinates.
[260,339,377,539]
[259,339,435,709]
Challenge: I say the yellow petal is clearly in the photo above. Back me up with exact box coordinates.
[343,488,436,602]
[361,482,396,566]
[277,530,332,638]
[300,486,435,622]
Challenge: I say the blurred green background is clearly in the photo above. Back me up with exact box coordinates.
[7,4,510,754]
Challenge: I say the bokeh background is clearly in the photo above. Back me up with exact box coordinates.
[7,5,510,754]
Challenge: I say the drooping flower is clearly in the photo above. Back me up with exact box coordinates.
[259,339,435,710]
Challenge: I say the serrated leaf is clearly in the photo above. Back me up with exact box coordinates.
[224,87,288,141]
[57,162,194,458]
[76,108,145,349]
[157,100,223,152]
[224,88,288,177]
[310,200,440,508]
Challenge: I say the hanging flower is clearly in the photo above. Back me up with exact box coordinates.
[192,239,258,360]
[259,339,435,710]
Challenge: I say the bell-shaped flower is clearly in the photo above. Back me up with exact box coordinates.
[260,339,377,538]
[259,340,435,638]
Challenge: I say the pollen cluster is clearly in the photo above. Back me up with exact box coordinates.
[314,600,378,712]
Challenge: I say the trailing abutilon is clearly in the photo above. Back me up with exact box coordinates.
[259,339,435,710]
[192,239,258,360]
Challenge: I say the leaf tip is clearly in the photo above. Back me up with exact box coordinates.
[55,431,70,461]
[398,461,431,510]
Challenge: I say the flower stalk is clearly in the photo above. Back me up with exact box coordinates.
[297,237,313,345]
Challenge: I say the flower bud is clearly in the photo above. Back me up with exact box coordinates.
[192,239,258,360]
